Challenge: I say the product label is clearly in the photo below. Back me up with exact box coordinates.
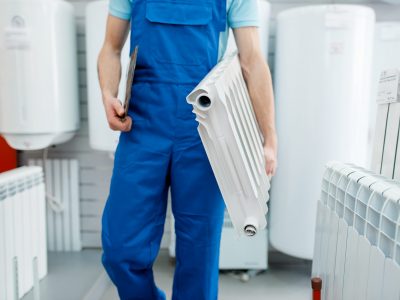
[329,42,345,55]
[377,69,400,104]
[3,15,30,50]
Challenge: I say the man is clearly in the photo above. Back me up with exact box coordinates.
[97,0,277,299]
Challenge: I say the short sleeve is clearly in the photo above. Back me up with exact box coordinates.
[109,0,132,20]
[228,0,260,29]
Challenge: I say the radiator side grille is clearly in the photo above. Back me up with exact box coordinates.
[313,162,400,299]
[0,166,47,299]
[28,159,81,252]
[187,54,270,235]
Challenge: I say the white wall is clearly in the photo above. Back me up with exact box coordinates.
[21,0,400,249]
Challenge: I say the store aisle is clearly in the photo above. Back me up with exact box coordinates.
[100,250,311,300]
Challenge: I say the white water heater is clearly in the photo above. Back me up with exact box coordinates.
[269,5,375,259]
[0,0,79,150]
[86,0,130,152]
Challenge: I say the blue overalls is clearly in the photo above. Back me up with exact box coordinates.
[101,1,227,299]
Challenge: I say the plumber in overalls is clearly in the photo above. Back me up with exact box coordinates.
[97,0,277,299]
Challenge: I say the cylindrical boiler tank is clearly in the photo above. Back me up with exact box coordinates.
[85,0,130,152]
[269,5,375,259]
[0,0,80,150]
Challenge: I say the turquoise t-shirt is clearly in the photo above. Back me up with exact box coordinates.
[108,0,260,61]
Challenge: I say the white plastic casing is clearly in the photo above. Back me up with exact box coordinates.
[85,0,130,152]
[270,5,375,259]
[187,54,271,236]
[0,0,80,150]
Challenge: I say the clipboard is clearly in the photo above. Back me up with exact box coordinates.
[122,46,139,119]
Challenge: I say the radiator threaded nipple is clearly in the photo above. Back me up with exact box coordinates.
[244,224,257,236]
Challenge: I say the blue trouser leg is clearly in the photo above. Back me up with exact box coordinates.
[170,108,225,300]
[101,83,225,300]
[101,128,171,300]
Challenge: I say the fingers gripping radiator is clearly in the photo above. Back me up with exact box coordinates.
[186,54,270,236]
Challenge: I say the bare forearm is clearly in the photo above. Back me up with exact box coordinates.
[233,26,277,176]
[97,15,131,132]
[240,51,276,145]
[97,46,122,100]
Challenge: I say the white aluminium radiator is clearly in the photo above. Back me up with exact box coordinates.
[0,166,47,300]
[312,162,400,300]
[28,159,81,252]
[186,54,270,236]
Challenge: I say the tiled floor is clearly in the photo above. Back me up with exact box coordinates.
[101,250,312,300]
[22,250,105,300]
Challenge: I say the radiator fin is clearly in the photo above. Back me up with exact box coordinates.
[0,167,47,299]
[28,159,81,252]
[313,162,400,300]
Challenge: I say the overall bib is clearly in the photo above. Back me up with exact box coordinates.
[101,1,227,299]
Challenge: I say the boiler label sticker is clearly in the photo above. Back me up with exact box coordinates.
[3,27,30,50]
[3,16,30,50]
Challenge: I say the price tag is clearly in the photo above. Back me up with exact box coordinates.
[377,69,400,104]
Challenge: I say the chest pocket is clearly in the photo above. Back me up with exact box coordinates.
[145,1,213,66]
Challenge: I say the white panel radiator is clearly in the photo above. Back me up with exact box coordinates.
[312,162,400,300]
[0,166,47,300]
[186,54,270,236]
[28,159,81,252]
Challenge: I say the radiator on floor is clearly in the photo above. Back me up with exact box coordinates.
[0,166,47,300]
[186,54,270,236]
[28,159,81,252]
[312,162,400,300]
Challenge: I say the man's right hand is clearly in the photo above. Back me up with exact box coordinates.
[103,94,132,132]
[97,15,131,132]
